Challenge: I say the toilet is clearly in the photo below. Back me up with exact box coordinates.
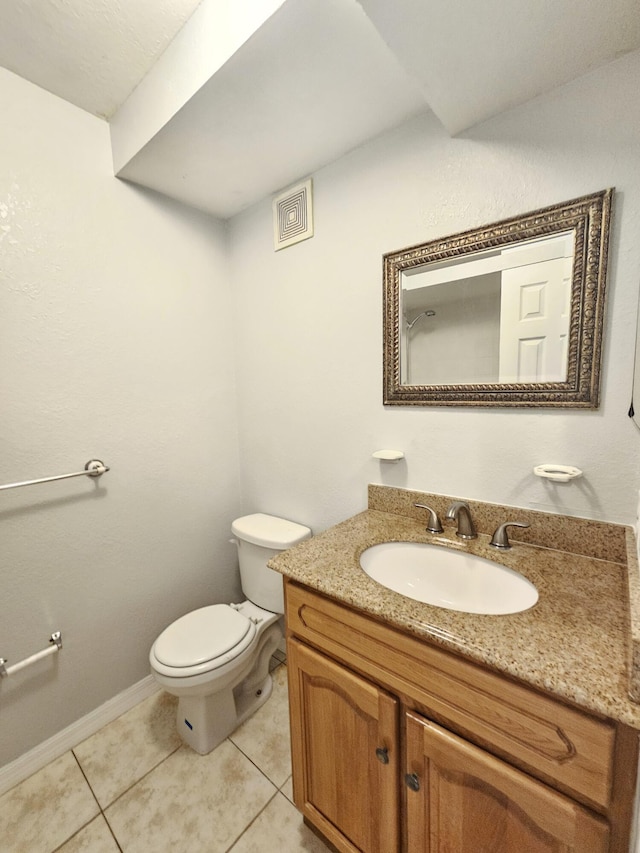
[149,513,311,754]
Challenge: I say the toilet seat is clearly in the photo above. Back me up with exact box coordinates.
[151,605,257,678]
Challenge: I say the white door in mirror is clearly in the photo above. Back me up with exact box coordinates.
[359,542,538,615]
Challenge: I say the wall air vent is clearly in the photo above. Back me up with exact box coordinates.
[272,178,313,251]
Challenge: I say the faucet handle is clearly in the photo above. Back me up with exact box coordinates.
[490,521,530,549]
[414,503,443,534]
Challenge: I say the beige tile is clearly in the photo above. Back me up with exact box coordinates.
[228,792,332,852]
[74,688,181,807]
[271,649,286,667]
[269,652,284,672]
[229,664,292,787]
[0,752,99,853]
[105,739,276,853]
[280,775,294,804]
[56,815,120,853]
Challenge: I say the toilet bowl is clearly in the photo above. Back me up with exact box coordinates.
[149,513,311,754]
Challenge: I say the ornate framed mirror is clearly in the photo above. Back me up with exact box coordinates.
[383,189,613,407]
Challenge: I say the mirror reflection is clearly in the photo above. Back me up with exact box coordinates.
[383,189,612,408]
[401,232,574,386]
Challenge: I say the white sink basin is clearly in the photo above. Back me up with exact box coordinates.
[359,542,538,615]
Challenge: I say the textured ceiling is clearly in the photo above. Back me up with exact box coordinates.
[360,0,640,134]
[1,0,639,131]
[0,0,203,119]
[114,0,428,218]
[1,0,639,219]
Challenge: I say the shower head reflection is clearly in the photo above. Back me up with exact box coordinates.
[405,310,436,331]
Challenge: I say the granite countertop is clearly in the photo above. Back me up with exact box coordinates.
[269,485,640,729]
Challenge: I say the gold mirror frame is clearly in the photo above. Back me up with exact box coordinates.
[383,189,613,408]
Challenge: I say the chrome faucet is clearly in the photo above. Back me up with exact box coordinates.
[446,501,477,539]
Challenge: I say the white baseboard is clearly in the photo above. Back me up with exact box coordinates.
[0,675,159,797]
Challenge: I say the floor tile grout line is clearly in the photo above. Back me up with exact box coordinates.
[48,752,124,853]
[94,741,184,812]
[73,750,125,852]
[49,820,97,853]
[70,749,102,811]
[226,665,292,788]
[77,739,184,852]
[226,733,291,791]
[20,656,292,852]
[50,814,124,853]
[102,736,286,853]
[107,822,124,853]
[278,774,293,793]
[49,818,95,853]
[223,787,281,853]
[73,714,286,823]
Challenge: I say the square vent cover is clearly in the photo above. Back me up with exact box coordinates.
[272,178,313,250]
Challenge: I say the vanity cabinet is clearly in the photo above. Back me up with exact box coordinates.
[405,711,608,851]
[288,640,400,852]
[285,579,636,853]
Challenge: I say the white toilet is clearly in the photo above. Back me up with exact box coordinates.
[150,513,311,754]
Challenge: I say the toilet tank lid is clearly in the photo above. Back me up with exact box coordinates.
[232,513,311,548]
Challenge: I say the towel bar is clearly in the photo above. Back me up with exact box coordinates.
[0,460,109,492]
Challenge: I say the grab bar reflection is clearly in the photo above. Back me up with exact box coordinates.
[0,459,109,492]
[0,632,62,678]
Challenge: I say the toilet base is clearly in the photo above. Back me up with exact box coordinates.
[177,672,274,755]
[171,618,282,754]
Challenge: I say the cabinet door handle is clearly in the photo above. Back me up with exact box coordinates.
[375,747,390,764]
[404,772,421,792]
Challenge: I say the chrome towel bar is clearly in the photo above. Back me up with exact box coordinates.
[0,459,109,492]
[0,632,62,678]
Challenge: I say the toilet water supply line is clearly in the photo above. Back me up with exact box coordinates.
[0,632,63,678]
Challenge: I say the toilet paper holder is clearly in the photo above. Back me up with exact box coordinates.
[0,631,63,678]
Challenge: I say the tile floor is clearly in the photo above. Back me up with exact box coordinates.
[0,656,332,853]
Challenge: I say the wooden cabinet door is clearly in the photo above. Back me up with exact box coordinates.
[405,710,610,853]
[288,639,400,853]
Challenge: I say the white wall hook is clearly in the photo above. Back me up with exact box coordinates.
[533,464,582,483]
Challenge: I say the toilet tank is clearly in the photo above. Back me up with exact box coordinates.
[231,513,312,614]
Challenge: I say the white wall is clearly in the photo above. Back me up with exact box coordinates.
[228,49,640,532]
[2,43,640,776]
[0,68,242,767]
